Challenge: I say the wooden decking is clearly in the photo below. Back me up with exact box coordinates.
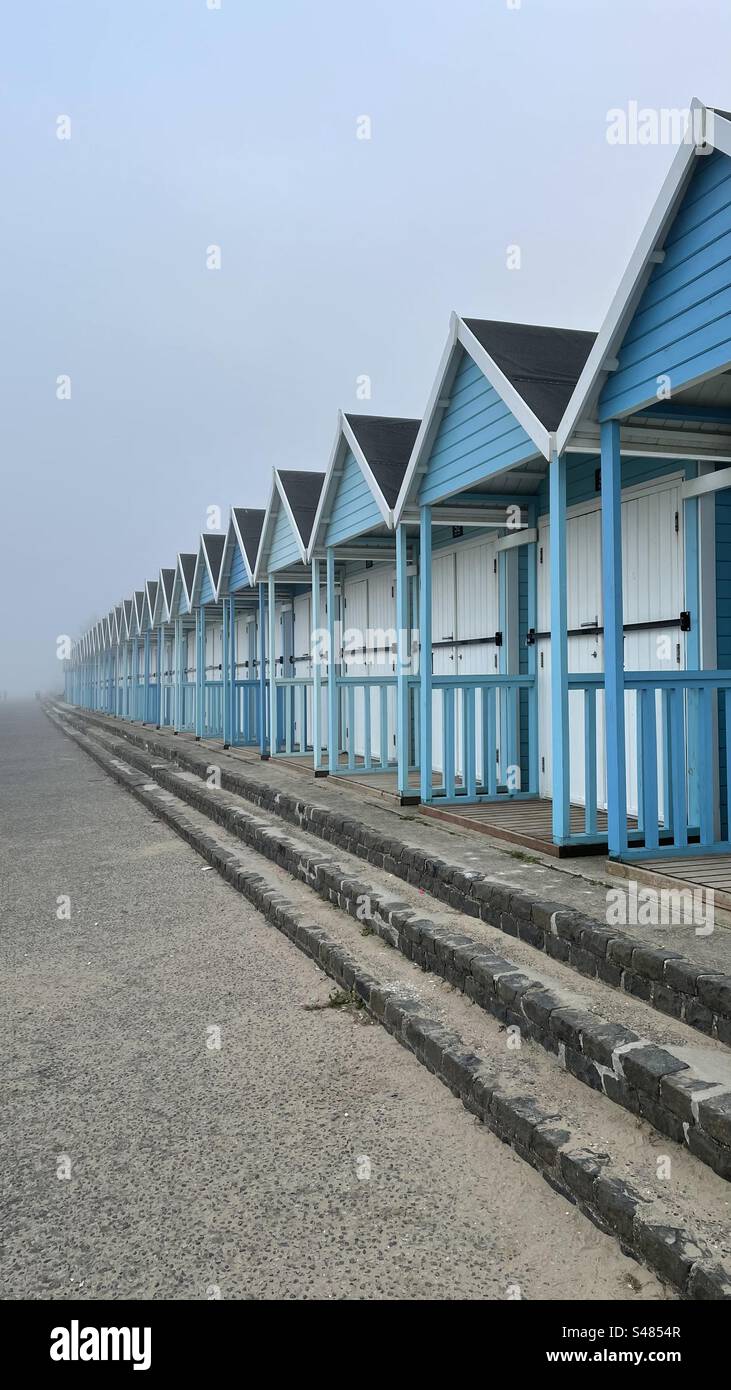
[420,797,610,857]
[608,854,731,913]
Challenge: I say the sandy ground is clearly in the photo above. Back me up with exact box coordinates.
[1,702,665,1300]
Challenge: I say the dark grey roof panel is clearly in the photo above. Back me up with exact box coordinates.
[179,553,196,595]
[462,319,597,431]
[160,569,176,607]
[233,508,266,569]
[202,532,226,586]
[344,415,421,506]
[277,470,326,548]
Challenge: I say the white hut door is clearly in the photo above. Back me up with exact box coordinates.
[431,552,457,778]
[342,577,368,759]
[293,592,311,750]
[455,538,500,784]
[366,565,397,765]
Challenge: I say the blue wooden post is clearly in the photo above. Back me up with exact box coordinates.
[311,557,323,772]
[550,451,570,842]
[527,505,539,793]
[195,606,204,738]
[258,583,268,755]
[222,598,232,747]
[601,420,628,857]
[684,482,700,831]
[174,618,182,730]
[326,547,337,772]
[419,505,433,802]
[156,626,163,725]
[143,631,151,722]
[396,523,410,798]
[267,575,277,756]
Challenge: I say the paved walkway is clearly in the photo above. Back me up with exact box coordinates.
[2,702,664,1299]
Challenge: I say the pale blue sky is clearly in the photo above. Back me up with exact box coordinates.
[2,0,731,691]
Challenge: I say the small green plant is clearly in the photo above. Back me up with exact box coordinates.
[304,987,364,1012]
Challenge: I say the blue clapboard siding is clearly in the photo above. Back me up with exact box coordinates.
[268,501,302,571]
[325,449,383,546]
[716,489,731,838]
[229,539,250,591]
[418,350,537,505]
[600,149,731,420]
[536,453,682,516]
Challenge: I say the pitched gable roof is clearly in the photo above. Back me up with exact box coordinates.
[179,552,196,605]
[133,591,146,633]
[556,100,731,449]
[157,568,176,622]
[145,579,159,627]
[232,508,266,577]
[397,312,587,516]
[462,320,596,433]
[309,412,421,555]
[191,532,227,605]
[202,532,225,593]
[344,414,421,506]
[277,471,324,552]
[254,470,325,580]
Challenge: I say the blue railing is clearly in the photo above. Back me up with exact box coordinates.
[567,670,731,858]
[424,674,536,803]
[203,679,224,739]
[333,675,399,774]
[233,678,259,745]
[274,677,312,755]
[626,671,731,859]
[160,680,175,727]
[179,681,196,732]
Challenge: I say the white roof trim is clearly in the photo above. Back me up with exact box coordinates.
[307,411,391,560]
[556,99,711,451]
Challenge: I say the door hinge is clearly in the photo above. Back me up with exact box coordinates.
[676,643,681,665]
[539,546,543,565]
[675,511,679,533]
[594,467,601,493]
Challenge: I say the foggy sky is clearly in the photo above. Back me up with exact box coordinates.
[2,0,730,694]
